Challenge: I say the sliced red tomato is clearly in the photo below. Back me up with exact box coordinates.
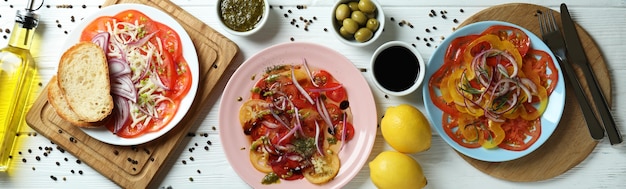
[153,22,183,62]
[116,118,151,138]
[80,16,115,42]
[324,82,347,103]
[113,10,156,30]
[334,121,355,141]
[148,100,178,133]
[313,70,333,87]
[299,109,322,138]
[481,25,530,57]
[498,118,541,151]
[172,60,193,100]
[270,154,305,180]
[444,34,480,65]
[156,50,179,93]
[442,114,482,148]
[323,103,343,125]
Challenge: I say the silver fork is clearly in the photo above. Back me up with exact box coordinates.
[538,9,605,140]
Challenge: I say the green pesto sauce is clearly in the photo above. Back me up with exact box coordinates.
[262,172,280,185]
[220,0,265,32]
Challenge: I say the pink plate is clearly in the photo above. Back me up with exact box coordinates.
[218,42,377,188]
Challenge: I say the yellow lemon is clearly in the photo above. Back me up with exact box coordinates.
[381,104,432,154]
[369,151,427,189]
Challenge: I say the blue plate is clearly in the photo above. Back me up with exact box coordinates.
[422,21,566,162]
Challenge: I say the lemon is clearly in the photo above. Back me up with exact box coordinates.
[369,151,427,189]
[381,104,432,154]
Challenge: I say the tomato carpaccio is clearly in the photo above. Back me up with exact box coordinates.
[240,64,353,184]
[79,10,192,138]
[429,25,558,151]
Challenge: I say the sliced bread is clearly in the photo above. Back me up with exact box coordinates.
[57,42,113,122]
[47,76,105,128]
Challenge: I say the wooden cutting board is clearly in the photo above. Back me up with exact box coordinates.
[25,0,239,188]
[457,3,610,182]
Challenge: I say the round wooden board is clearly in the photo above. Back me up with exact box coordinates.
[456,3,612,182]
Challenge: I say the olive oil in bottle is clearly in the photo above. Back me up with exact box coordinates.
[0,1,40,171]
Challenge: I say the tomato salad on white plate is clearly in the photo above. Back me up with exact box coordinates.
[70,4,198,145]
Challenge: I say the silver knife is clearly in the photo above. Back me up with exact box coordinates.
[560,3,622,145]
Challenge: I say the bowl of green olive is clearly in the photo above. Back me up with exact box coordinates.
[331,0,384,47]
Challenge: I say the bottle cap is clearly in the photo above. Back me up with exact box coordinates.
[15,0,41,29]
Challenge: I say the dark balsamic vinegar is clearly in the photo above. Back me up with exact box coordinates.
[373,46,420,92]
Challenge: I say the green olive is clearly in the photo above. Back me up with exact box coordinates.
[351,11,367,26]
[348,2,359,11]
[366,18,379,31]
[358,0,377,14]
[354,28,373,42]
[335,4,351,21]
[342,18,359,34]
[339,27,353,39]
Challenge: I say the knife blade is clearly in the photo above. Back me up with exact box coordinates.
[560,3,622,145]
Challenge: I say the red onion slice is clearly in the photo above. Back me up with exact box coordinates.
[108,58,131,77]
[112,96,130,133]
[91,32,110,54]
[291,66,314,104]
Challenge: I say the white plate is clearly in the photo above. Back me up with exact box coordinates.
[61,4,199,146]
[422,21,566,162]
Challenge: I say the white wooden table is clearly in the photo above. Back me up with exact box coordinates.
[1,0,625,188]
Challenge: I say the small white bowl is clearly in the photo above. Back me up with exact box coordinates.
[331,0,385,47]
[216,0,269,36]
[370,41,425,96]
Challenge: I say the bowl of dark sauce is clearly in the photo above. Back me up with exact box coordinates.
[371,41,425,96]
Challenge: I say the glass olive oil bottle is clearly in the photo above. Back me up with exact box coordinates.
[0,1,40,171]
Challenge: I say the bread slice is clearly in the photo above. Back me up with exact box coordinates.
[47,76,105,128]
[57,42,113,122]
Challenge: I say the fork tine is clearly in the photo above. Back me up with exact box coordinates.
[547,9,558,32]
[538,12,545,35]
